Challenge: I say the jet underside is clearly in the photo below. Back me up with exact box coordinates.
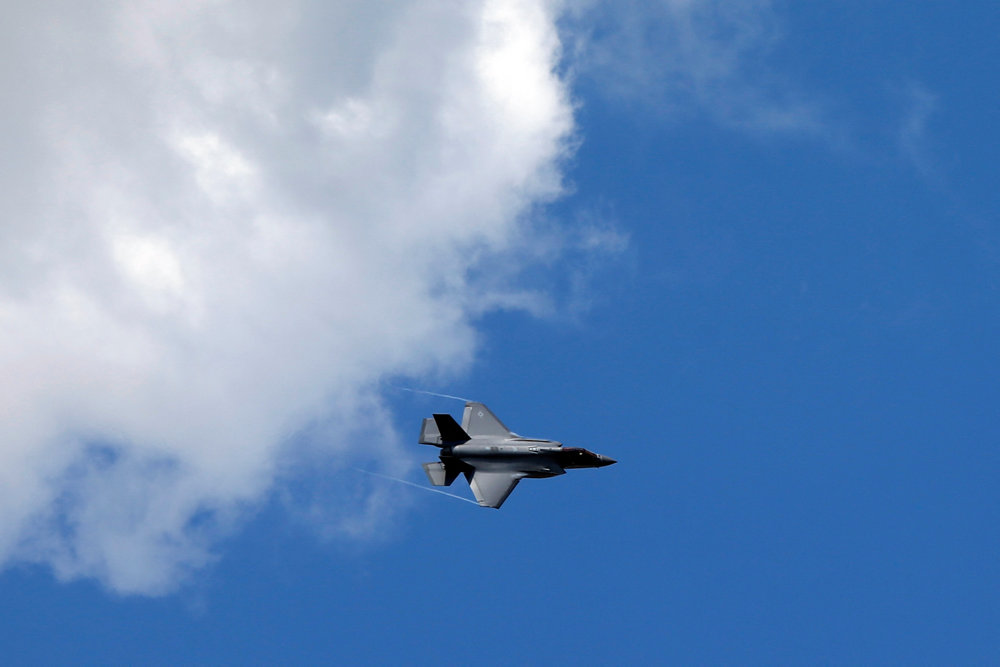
[419,402,615,508]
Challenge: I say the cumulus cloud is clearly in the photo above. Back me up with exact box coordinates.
[0,0,576,594]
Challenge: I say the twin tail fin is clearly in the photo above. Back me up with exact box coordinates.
[419,413,470,445]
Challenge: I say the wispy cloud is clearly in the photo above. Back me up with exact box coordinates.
[562,0,828,136]
[896,82,940,179]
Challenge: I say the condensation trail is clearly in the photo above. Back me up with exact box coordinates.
[391,386,472,403]
[353,468,479,505]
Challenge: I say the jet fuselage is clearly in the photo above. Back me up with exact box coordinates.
[442,438,615,477]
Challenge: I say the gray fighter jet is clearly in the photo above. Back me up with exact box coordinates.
[420,402,616,508]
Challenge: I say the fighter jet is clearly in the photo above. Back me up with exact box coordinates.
[419,402,616,508]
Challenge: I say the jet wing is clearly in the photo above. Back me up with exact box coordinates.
[461,402,514,437]
[465,471,525,509]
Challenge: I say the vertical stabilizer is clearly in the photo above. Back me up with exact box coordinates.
[432,413,470,443]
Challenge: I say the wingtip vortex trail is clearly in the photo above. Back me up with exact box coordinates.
[352,468,478,505]
[391,387,473,403]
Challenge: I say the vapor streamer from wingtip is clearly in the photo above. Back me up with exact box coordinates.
[353,468,479,506]
[392,387,474,403]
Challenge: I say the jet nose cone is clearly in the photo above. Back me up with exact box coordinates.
[598,455,617,467]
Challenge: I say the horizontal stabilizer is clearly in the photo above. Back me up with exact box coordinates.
[419,417,442,445]
[422,461,462,486]
[433,413,470,443]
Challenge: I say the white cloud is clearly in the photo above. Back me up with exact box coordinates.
[896,82,939,178]
[563,0,827,135]
[0,0,575,594]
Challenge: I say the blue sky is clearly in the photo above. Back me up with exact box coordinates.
[2,2,998,664]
